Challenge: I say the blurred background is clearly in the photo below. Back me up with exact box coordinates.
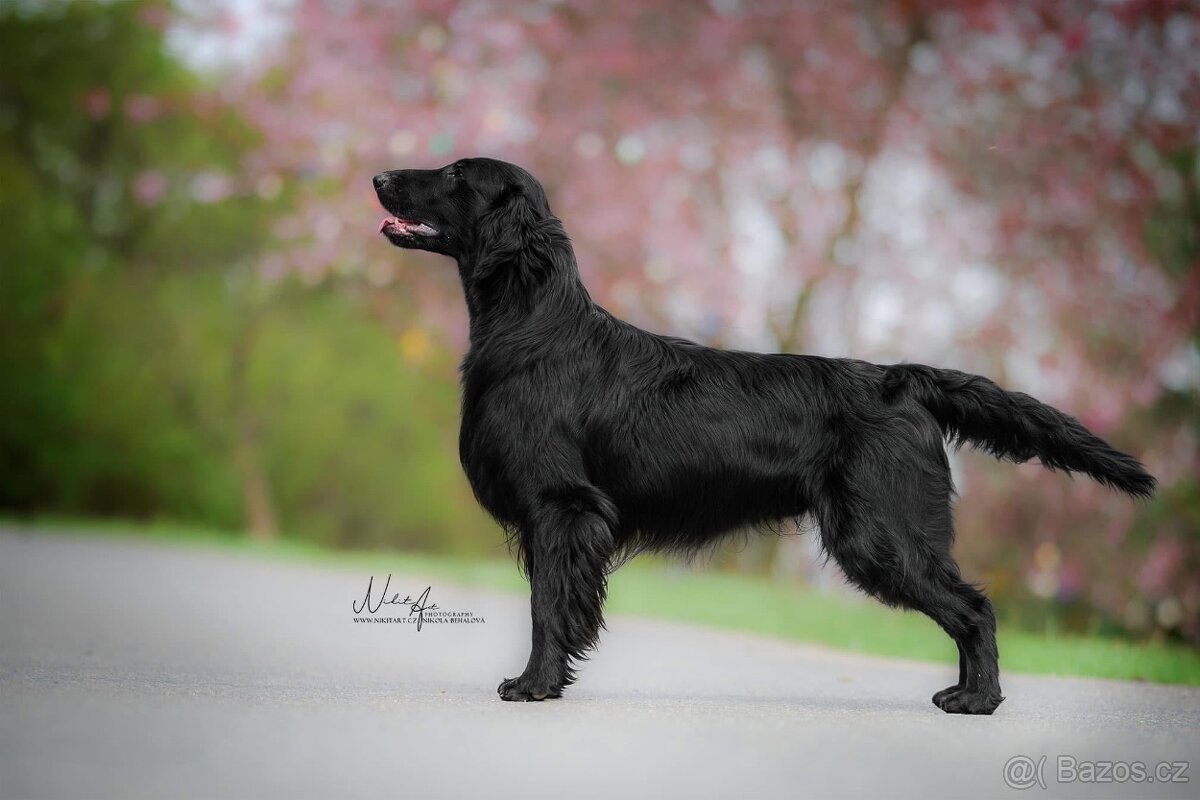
[1,0,1196,645]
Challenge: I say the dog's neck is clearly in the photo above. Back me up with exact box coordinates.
[457,228,593,352]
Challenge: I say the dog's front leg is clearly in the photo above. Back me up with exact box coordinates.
[498,500,613,701]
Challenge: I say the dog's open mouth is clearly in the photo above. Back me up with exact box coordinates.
[379,216,438,237]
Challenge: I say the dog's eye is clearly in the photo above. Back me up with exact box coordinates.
[446,163,464,180]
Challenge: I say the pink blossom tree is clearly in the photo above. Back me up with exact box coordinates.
[213,0,1198,640]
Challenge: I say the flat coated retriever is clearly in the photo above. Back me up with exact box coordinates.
[372,157,1155,715]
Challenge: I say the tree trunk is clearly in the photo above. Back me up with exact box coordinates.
[231,313,278,541]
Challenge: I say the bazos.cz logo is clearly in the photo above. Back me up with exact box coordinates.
[1003,754,1189,790]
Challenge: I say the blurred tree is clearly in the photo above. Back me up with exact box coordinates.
[0,0,269,529]
[904,0,1199,644]
[0,0,494,552]
[228,0,1198,640]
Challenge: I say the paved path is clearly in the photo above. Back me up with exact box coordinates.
[1,528,1197,799]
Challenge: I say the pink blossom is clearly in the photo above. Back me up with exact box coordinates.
[124,94,162,123]
[133,170,167,205]
[84,88,111,119]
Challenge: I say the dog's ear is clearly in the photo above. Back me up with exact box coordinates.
[472,182,556,286]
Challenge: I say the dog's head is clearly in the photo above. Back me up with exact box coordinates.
[372,157,553,265]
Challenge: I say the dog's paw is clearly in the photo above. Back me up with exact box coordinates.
[932,686,1004,715]
[497,675,563,702]
[931,684,962,707]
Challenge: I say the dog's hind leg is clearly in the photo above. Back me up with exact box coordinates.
[921,577,1002,714]
[932,642,968,707]
[498,487,615,701]
[817,449,1003,715]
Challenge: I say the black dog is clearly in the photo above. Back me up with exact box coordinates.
[373,157,1155,714]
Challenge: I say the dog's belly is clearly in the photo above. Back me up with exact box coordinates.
[594,438,819,547]
[616,478,811,547]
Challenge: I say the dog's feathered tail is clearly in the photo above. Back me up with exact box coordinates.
[882,364,1156,499]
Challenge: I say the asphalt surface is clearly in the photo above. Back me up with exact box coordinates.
[2,528,1198,800]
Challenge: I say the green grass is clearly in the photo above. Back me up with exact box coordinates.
[605,567,1200,685]
[13,517,1200,685]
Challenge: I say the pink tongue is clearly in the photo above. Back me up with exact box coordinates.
[378,216,398,233]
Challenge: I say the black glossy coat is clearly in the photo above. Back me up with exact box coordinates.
[373,157,1154,713]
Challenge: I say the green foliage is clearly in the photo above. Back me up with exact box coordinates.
[1144,149,1200,279]
[53,275,241,521]
[0,1,497,553]
[2,259,496,551]
[249,283,490,552]
[1,0,244,514]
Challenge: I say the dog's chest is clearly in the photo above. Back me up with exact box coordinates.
[457,365,582,520]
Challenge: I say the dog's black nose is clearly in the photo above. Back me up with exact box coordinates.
[372,173,388,191]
